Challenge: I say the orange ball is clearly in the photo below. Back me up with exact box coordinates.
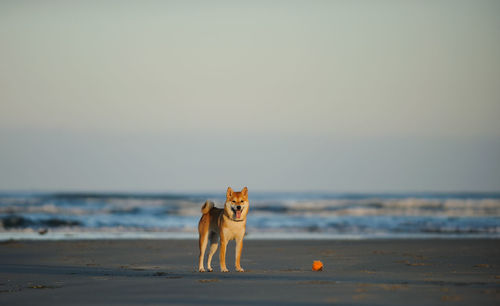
[312,260,323,271]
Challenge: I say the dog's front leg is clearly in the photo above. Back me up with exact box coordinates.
[219,235,229,272]
[235,237,244,272]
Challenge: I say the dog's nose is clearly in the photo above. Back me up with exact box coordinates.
[236,205,241,210]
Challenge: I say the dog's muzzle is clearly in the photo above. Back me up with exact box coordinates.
[232,206,243,219]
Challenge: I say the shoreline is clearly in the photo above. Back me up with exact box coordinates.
[1,239,499,305]
[1,230,500,241]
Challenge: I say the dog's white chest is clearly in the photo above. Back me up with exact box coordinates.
[222,220,246,240]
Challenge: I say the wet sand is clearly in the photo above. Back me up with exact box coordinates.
[1,239,499,305]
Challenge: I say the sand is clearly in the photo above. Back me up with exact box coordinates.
[0,239,499,305]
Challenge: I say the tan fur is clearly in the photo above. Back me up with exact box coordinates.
[198,187,249,272]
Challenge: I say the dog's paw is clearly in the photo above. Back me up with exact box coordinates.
[236,267,245,272]
[221,268,229,272]
[207,268,213,272]
[198,267,206,272]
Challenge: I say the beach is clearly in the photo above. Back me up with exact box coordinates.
[1,239,499,305]
[2,1,499,305]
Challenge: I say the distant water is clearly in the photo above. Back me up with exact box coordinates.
[1,192,499,240]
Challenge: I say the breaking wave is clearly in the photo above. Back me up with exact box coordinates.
[0,192,499,239]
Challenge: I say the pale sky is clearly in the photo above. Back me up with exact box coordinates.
[1,0,499,192]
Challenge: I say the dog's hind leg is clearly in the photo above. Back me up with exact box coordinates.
[198,231,209,272]
[206,232,219,272]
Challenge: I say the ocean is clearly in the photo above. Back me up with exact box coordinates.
[1,192,499,240]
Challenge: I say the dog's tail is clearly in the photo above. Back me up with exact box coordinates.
[201,201,214,215]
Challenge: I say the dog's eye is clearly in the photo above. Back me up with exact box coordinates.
[240,200,244,203]
[232,200,236,203]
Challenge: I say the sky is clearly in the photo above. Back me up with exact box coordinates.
[0,0,499,193]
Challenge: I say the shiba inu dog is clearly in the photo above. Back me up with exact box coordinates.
[198,187,249,272]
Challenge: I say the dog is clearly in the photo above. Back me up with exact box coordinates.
[198,187,249,272]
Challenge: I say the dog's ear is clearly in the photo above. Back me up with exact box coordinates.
[226,187,233,199]
[241,187,248,198]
